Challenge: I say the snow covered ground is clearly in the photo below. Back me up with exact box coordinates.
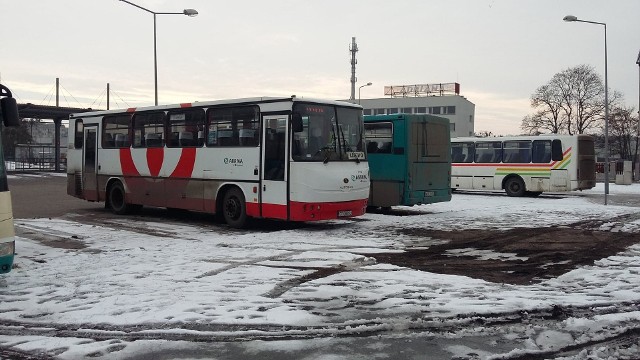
[1,182,640,359]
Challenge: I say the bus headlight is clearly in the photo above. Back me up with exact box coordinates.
[0,241,15,256]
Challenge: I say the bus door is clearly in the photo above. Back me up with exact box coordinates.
[260,115,288,220]
[82,126,99,201]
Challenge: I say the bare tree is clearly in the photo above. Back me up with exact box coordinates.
[521,64,612,135]
[609,105,639,162]
[521,84,565,135]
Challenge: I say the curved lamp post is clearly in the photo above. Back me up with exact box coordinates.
[120,0,198,106]
[358,82,372,105]
[563,15,609,205]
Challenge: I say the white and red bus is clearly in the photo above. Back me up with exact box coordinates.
[451,135,596,196]
[67,97,370,227]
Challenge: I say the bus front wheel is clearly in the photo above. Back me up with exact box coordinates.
[504,177,526,197]
[108,182,131,215]
[222,188,248,228]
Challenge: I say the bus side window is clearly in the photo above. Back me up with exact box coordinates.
[452,142,474,163]
[103,114,132,148]
[133,111,166,148]
[532,140,552,163]
[551,139,563,161]
[74,120,83,149]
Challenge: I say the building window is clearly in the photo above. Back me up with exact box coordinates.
[363,109,372,115]
[431,106,441,114]
[469,115,473,123]
[387,108,399,114]
[374,108,385,115]
[402,107,412,114]
[447,106,456,114]
[415,107,426,114]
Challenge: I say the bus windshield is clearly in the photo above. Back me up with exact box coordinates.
[292,104,365,162]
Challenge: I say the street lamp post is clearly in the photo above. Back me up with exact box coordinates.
[636,50,640,181]
[120,0,198,106]
[563,15,609,205]
[358,82,372,105]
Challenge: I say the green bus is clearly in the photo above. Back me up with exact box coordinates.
[364,114,451,210]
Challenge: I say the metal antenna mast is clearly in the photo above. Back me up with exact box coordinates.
[349,37,358,101]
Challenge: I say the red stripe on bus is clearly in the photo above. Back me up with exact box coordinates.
[146,148,164,177]
[180,103,192,108]
[246,202,260,218]
[289,199,367,221]
[126,108,136,113]
[169,148,197,178]
[119,148,140,176]
[260,203,288,220]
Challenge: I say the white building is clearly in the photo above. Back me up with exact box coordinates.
[354,83,475,138]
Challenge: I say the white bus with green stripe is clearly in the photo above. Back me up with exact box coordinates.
[451,135,596,197]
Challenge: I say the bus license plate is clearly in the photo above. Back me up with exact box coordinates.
[338,210,352,217]
[424,191,435,197]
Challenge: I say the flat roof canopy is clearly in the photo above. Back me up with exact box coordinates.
[17,103,96,120]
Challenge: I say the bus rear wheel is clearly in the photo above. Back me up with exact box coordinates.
[222,188,248,228]
[108,182,131,215]
[504,177,526,197]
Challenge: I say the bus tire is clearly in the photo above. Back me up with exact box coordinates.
[108,182,131,215]
[504,177,526,197]
[222,187,248,228]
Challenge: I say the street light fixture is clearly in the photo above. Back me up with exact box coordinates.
[120,0,198,106]
[563,14,609,205]
[358,82,372,105]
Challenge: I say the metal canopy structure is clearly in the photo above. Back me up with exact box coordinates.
[16,103,97,172]
[17,103,94,120]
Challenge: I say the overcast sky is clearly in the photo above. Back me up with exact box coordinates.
[1,0,638,135]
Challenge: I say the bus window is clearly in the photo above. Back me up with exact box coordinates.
[167,108,205,147]
[532,140,552,163]
[451,142,474,163]
[503,141,532,163]
[74,120,84,149]
[207,106,259,147]
[364,122,392,154]
[475,141,502,163]
[133,112,165,148]
[552,139,563,161]
[103,114,131,148]
[419,121,449,162]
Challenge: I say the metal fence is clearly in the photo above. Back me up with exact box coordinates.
[6,144,66,172]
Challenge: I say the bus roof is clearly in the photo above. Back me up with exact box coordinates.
[452,134,594,142]
[69,96,362,119]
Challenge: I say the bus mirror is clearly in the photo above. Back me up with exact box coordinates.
[291,113,303,133]
[551,139,563,161]
[0,96,20,127]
